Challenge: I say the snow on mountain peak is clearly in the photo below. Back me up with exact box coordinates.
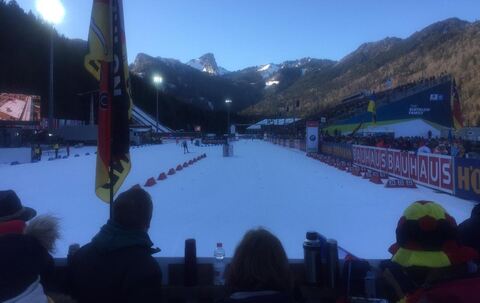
[186,53,229,76]
[257,64,271,72]
[256,63,280,79]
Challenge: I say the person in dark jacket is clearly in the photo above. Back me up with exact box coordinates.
[69,187,162,303]
[221,228,293,303]
[458,203,480,254]
[0,190,58,303]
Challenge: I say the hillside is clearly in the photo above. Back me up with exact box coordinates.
[130,53,263,113]
[2,0,479,128]
[243,18,480,126]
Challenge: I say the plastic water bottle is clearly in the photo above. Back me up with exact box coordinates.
[213,242,226,285]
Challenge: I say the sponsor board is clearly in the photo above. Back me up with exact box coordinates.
[306,121,319,153]
[455,158,480,201]
[320,142,353,161]
[352,145,454,194]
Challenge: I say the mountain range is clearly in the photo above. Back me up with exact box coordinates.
[130,52,335,114]
[133,17,480,126]
[1,0,479,130]
[243,18,480,127]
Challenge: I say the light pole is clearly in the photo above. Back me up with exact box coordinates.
[36,0,65,131]
[152,74,163,133]
[225,99,232,136]
[77,90,99,125]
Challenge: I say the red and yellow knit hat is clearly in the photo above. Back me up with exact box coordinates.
[389,201,478,268]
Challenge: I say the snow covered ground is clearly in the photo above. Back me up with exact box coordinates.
[0,140,475,259]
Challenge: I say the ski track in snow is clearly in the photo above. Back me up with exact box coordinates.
[0,140,474,259]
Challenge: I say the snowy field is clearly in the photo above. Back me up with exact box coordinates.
[0,140,475,259]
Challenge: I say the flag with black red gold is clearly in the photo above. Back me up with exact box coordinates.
[452,79,463,130]
[85,0,132,203]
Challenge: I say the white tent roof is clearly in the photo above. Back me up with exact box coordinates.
[247,118,300,130]
[357,119,443,138]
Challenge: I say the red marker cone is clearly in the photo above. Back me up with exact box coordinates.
[168,168,176,175]
[176,165,183,171]
[157,172,167,181]
[369,175,383,184]
[144,177,157,187]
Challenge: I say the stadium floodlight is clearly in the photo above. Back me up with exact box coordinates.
[153,75,163,85]
[225,99,233,136]
[36,0,65,131]
[36,0,65,24]
[152,74,163,133]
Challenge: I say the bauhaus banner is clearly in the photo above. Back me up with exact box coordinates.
[352,145,454,194]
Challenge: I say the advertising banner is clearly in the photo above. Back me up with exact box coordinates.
[335,80,453,128]
[306,121,319,153]
[352,145,454,194]
[455,158,480,201]
[320,142,353,161]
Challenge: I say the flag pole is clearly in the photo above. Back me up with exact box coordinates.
[108,0,114,219]
[109,160,113,218]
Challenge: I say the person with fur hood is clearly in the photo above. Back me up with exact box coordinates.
[0,190,60,303]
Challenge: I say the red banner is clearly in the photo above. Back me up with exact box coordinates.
[352,145,453,194]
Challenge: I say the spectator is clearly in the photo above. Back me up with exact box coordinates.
[450,142,460,157]
[53,143,59,159]
[222,228,293,303]
[0,190,59,303]
[69,187,162,303]
[458,204,480,254]
[417,140,431,154]
[382,201,480,303]
[433,143,448,155]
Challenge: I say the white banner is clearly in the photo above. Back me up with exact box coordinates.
[306,121,319,153]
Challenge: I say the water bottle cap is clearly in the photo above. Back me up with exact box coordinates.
[216,242,223,248]
[327,239,337,245]
[306,231,318,241]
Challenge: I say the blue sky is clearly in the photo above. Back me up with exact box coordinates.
[15,0,480,71]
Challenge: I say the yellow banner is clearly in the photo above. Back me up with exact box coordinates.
[85,0,113,81]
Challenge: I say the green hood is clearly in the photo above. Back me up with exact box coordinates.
[92,220,159,254]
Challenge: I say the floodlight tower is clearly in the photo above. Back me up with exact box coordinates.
[36,0,65,131]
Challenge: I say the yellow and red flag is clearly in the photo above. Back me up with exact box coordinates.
[367,99,376,124]
[85,0,132,202]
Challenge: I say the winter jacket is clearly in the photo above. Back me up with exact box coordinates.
[69,220,163,303]
[3,278,53,303]
[382,260,480,303]
[0,220,54,302]
[406,276,480,303]
[458,215,480,254]
[220,291,293,303]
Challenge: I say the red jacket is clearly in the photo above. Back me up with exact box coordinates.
[407,276,480,303]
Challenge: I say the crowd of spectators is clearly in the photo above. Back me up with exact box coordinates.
[323,133,480,158]
[1,187,480,302]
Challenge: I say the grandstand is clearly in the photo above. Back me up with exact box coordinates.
[317,75,458,138]
[131,105,173,134]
